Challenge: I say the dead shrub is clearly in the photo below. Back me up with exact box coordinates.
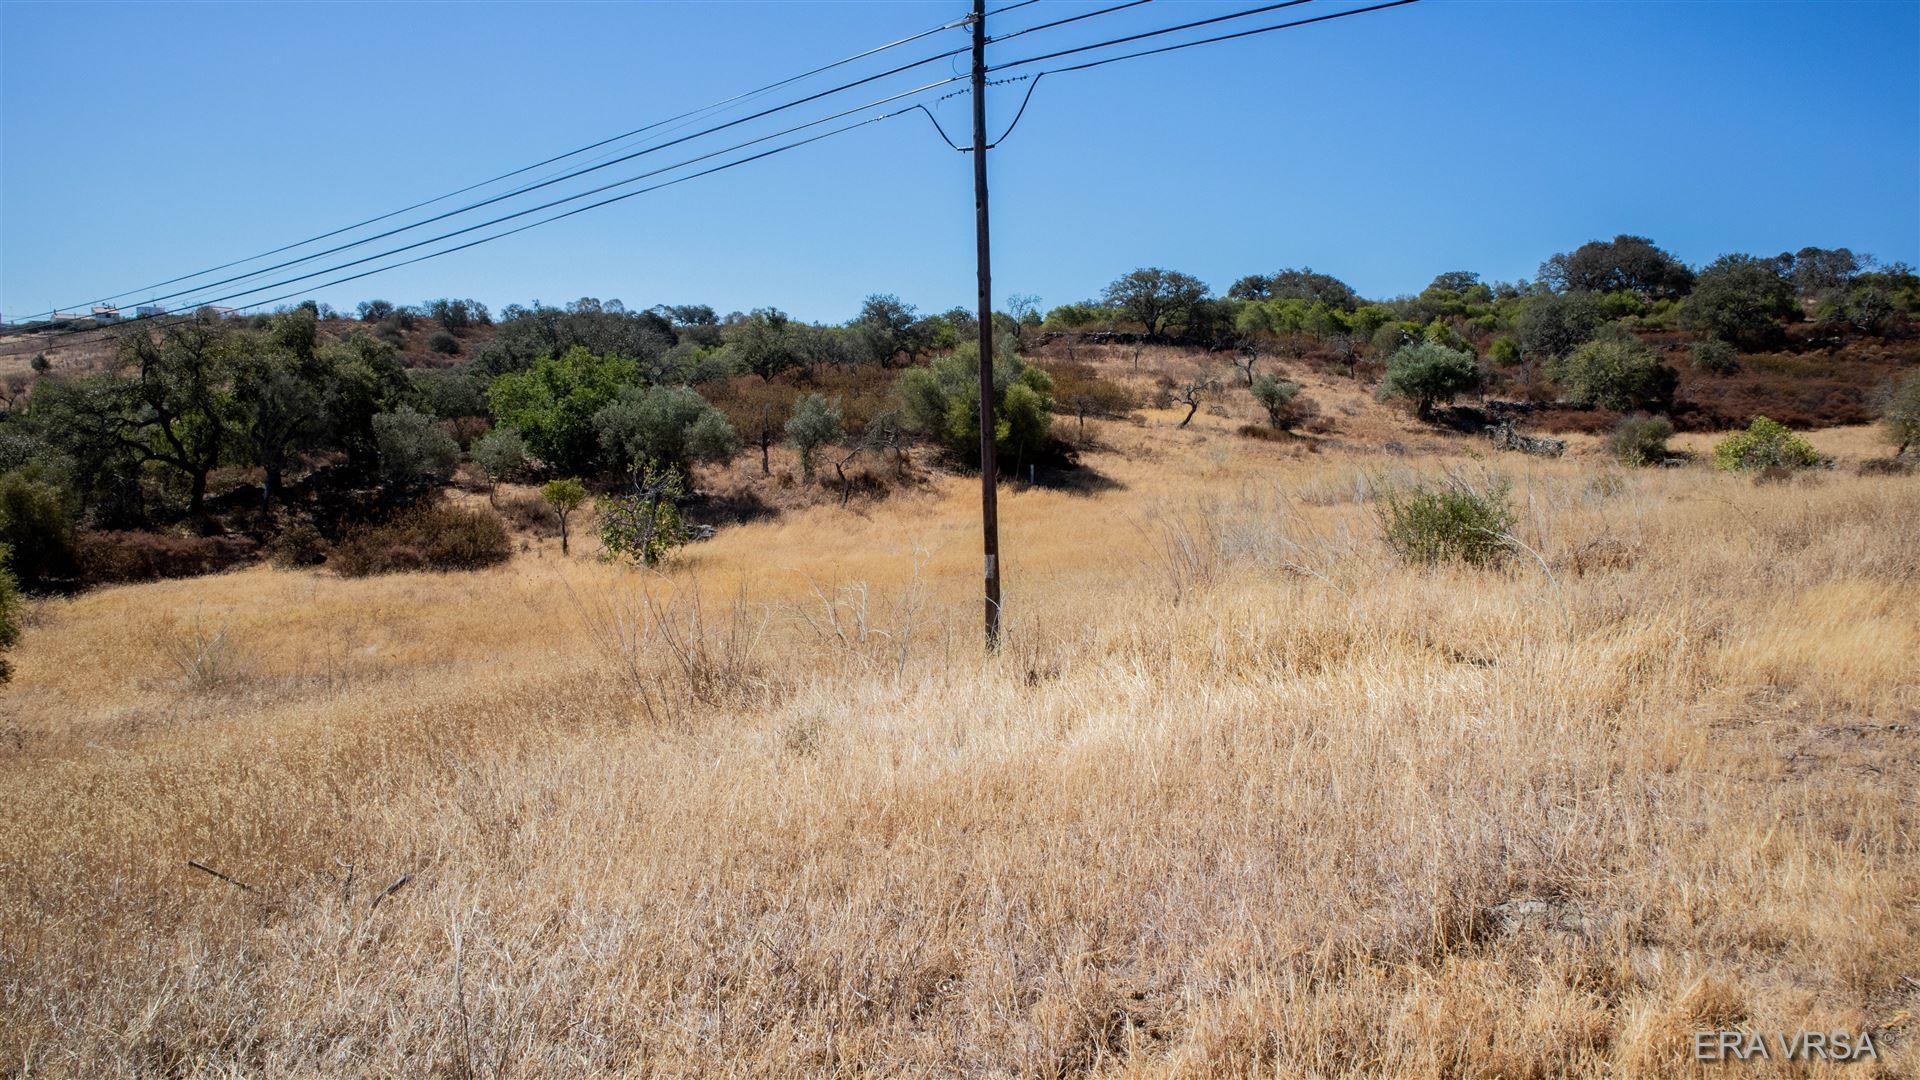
[1857,457,1913,477]
[78,530,258,586]
[266,520,328,568]
[151,619,247,694]
[575,580,771,725]
[329,504,512,577]
[498,493,561,537]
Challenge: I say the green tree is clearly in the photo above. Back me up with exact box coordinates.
[1683,254,1795,347]
[0,467,78,588]
[372,406,459,489]
[1514,292,1605,361]
[1376,341,1482,421]
[785,393,843,481]
[1883,375,1920,457]
[1539,235,1694,298]
[96,322,241,513]
[0,545,21,683]
[597,463,687,566]
[471,427,529,500]
[1102,268,1210,339]
[541,477,588,555]
[318,330,412,474]
[1226,268,1359,309]
[233,348,325,505]
[722,308,807,381]
[848,294,930,367]
[896,343,1053,467]
[1549,335,1676,411]
[487,346,639,474]
[592,384,736,479]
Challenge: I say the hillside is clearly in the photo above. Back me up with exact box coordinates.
[2,340,1915,1073]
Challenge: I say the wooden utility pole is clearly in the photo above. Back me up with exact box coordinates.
[971,0,1002,650]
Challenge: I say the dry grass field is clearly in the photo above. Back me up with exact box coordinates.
[2,356,1916,1076]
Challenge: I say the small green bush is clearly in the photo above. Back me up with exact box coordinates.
[1689,338,1739,374]
[1607,413,1674,466]
[1549,335,1674,411]
[1711,416,1820,472]
[1378,477,1516,566]
[1250,373,1305,430]
[598,465,688,567]
[1488,337,1520,366]
[0,545,21,683]
[426,329,461,355]
[0,467,78,588]
[1883,374,1920,457]
[329,504,512,576]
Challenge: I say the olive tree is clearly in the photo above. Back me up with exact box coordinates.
[785,393,843,481]
[1377,341,1482,421]
[593,384,736,479]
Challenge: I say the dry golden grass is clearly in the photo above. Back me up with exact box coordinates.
[2,376,1916,1076]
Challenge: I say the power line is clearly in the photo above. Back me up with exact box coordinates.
[18,1,1157,327]
[1020,0,1422,75]
[988,0,1154,44]
[77,61,980,320]
[986,0,1314,71]
[11,0,1427,355]
[5,85,957,353]
[14,12,980,324]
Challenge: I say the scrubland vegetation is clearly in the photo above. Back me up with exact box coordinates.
[1,234,1917,1073]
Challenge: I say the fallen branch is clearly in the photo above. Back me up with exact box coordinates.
[186,859,253,892]
[369,872,414,914]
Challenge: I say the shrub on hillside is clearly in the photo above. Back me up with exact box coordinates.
[266,519,328,568]
[1607,414,1674,467]
[593,384,737,478]
[426,329,461,356]
[785,393,844,482]
[1683,254,1795,348]
[0,467,78,589]
[373,406,459,489]
[1376,341,1482,421]
[0,546,21,682]
[599,465,688,567]
[897,344,1053,467]
[1712,416,1820,473]
[1514,292,1604,360]
[471,427,529,492]
[1689,337,1739,374]
[77,530,258,585]
[1250,374,1311,431]
[1881,375,1919,457]
[328,505,512,576]
[1377,476,1515,566]
[1549,335,1675,411]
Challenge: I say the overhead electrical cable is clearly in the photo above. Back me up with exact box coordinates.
[13,0,1426,354]
[15,10,981,323]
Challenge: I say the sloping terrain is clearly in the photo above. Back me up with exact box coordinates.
[1,354,1915,1075]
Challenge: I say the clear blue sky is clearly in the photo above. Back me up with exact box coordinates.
[3,0,1916,324]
